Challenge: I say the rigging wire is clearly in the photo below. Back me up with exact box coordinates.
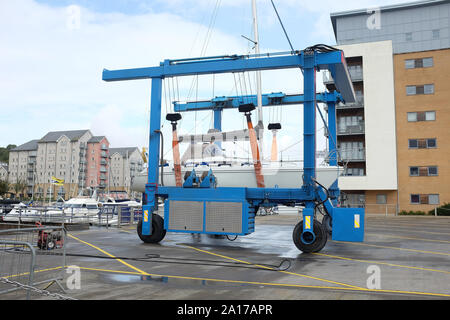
[270,0,294,52]
[186,0,222,101]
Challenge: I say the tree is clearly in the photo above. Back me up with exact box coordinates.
[0,144,17,163]
[12,179,27,200]
[0,179,10,198]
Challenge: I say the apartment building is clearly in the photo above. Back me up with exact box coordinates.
[8,140,39,197]
[324,41,398,213]
[86,136,110,190]
[329,0,450,212]
[34,130,93,200]
[8,131,142,200]
[0,163,8,181]
[109,147,143,196]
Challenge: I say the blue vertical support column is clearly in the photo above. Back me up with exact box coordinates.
[327,99,340,207]
[302,52,317,240]
[327,100,337,167]
[143,77,163,236]
[213,108,222,149]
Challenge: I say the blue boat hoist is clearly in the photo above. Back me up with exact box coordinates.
[102,47,365,253]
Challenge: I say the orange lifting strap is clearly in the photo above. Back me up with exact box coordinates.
[167,114,183,187]
[268,123,282,162]
[240,104,265,188]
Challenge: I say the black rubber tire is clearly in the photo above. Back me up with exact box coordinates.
[137,214,167,244]
[292,220,328,253]
[46,240,56,250]
[322,215,332,236]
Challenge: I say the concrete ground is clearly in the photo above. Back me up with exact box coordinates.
[3,214,450,300]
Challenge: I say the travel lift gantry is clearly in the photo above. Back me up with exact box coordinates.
[102,47,365,253]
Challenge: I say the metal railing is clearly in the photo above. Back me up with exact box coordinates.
[337,95,365,109]
[0,224,69,300]
[323,67,363,84]
[1,204,143,228]
[338,148,366,162]
[337,123,365,135]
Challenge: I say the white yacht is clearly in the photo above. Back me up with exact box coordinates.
[45,197,100,224]
[2,203,44,222]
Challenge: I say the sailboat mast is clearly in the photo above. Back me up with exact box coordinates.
[251,0,264,157]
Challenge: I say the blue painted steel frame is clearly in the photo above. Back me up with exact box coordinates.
[103,49,361,242]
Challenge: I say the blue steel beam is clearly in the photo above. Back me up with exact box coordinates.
[174,92,342,112]
[102,50,355,103]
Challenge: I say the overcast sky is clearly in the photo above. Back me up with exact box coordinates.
[0,0,413,161]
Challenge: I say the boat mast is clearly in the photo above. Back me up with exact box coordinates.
[251,0,264,159]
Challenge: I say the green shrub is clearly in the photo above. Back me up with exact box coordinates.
[399,210,427,216]
[428,203,450,216]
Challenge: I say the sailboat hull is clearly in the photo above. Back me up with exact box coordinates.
[131,165,341,193]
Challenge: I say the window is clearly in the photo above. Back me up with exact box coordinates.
[376,194,387,205]
[411,194,420,204]
[408,111,435,122]
[406,86,416,95]
[411,194,440,205]
[410,166,438,177]
[429,194,440,205]
[425,111,435,121]
[409,167,419,176]
[408,139,437,149]
[432,29,440,40]
[408,139,418,148]
[424,84,434,94]
[428,167,438,176]
[406,84,434,95]
[423,58,433,68]
[427,138,437,148]
[405,32,413,41]
[405,58,433,69]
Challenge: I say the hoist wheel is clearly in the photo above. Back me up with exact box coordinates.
[292,219,328,253]
[137,214,166,244]
[322,215,332,236]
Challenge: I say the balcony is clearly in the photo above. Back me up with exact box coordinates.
[337,123,365,136]
[323,66,363,84]
[337,95,364,110]
[101,151,108,158]
[80,143,87,149]
[100,167,107,173]
[101,144,108,150]
[100,174,107,180]
[100,159,107,165]
[338,148,366,162]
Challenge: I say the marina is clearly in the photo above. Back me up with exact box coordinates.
[1,0,450,305]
